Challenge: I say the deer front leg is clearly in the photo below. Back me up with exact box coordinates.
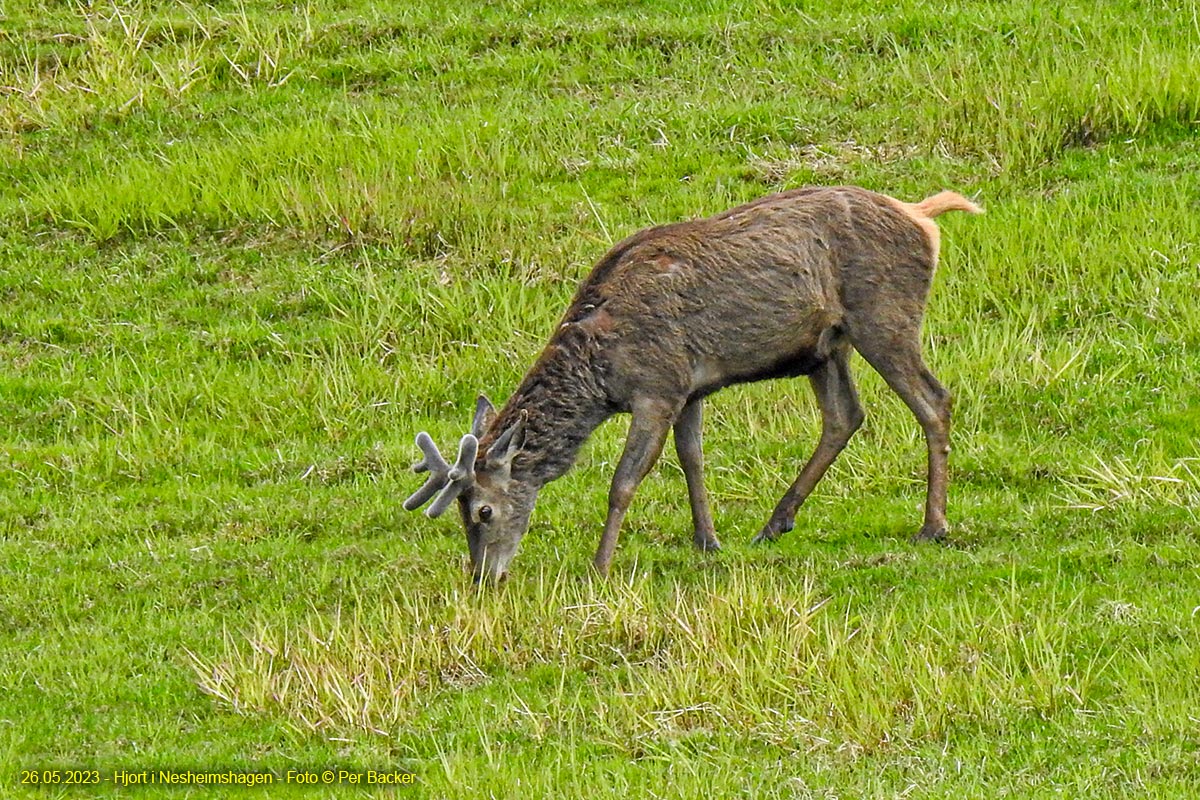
[593,397,677,576]
[673,397,720,552]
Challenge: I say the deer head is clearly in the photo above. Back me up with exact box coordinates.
[404,395,533,584]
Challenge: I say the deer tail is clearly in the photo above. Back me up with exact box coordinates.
[911,190,983,218]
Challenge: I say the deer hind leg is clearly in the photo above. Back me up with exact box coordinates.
[755,345,864,543]
[851,329,952,543]
[593,397,679,576]
[673,397,720,552]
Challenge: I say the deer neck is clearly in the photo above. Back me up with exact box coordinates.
[483,331,613,488]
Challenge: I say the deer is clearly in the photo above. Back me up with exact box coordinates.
[404,185,982,583]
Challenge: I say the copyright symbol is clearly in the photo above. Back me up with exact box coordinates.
[322,771,335,784]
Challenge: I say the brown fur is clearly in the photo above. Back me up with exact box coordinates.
[465,185,982,578]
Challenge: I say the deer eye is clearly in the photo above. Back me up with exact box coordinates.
[478,505,493,522]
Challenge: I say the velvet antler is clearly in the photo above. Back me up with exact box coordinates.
[403,432,478,518]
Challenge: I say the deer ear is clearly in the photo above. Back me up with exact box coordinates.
[472,394,497,438]
[485,410,527,470]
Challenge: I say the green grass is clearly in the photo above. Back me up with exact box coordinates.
[2,0,1200,797]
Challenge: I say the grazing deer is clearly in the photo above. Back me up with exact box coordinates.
[405,186,982,582]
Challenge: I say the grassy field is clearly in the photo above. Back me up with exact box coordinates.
[3,0,1200,796]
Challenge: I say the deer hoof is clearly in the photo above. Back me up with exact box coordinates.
[911,524,947,543]
[694,533,721,552]
[753,518,793,544]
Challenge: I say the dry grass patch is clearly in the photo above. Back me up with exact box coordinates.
[189,565,1160,752]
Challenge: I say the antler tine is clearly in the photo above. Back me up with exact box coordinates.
[425,434,478,518]
[402,432,451,511]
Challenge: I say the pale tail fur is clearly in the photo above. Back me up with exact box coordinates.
[912,190,984,218]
